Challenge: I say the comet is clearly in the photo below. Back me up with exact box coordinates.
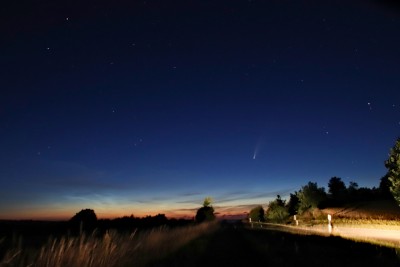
[253,139,263,159]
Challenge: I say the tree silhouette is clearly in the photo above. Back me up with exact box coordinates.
[266,195,289,223]
[379,175,393,199]
[347,181,359,200]
[286,192,299,215]
[328,177,346,198]
[297,182,326,213]
[385,137,400,206]
[249,205,265,222]
[69,209,97,233]
[203,197,213,207]
[195,197,215,223]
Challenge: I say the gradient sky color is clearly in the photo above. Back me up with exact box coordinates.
[1,0,400,220]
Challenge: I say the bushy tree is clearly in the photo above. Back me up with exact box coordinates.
[249,205,265,222]
[286,192,299,215]
[328,177,346,198]
[385,137,400,206]
[265,195,289,223]
[297,182,326,213]
[69,208,97,233]
[195,197,216,223]
[347,181,359,200]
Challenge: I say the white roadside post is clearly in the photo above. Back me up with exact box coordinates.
[328,214,332,234]
[249,217,253,228]
[294,215,298,226]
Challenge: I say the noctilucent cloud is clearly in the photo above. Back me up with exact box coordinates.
[1,0,400,220]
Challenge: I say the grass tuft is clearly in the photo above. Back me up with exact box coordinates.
[0,222,218,267]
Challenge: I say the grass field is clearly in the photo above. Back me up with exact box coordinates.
[292,200,400,229]
[1,220,400,267]
[2,200,400,267]
[322,200,400,220]
[0,222,218,267]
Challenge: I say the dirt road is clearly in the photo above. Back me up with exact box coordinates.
[255,222,400,247]
[147,223,400,267]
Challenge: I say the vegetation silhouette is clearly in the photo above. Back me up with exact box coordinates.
[328,177,346,198]
[297,181,327,213]
[385,137,400,206]
[286,192,299,215]
[195,197,216,223]
[69,208,98,234]
[249,205,265,222]
[380,175,394,199]
[265,195,289,223]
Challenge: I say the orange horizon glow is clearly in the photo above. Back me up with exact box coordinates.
[0,204,252,221]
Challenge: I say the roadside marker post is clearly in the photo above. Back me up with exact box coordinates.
[328,214,332,234]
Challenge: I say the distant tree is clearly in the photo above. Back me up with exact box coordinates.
[195,197,216,223]
[249,205,265,222]
[286,192,299,215]
[203,197,213,207]
[297,182,327,213]
[385,137,400,206]
[348,181,359,192]
[328,177,347,198]
[265,195,289,223]
[379,175,393,199]
[275,195,285,206]
[69,209,97,233]
[348,181,359,200]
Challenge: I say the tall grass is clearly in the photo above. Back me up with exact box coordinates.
[0,222,218,267]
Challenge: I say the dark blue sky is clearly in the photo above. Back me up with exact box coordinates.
[1,0,400,219]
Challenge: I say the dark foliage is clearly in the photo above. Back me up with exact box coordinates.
[297,182,327,213]
[195,206,215,223]
[249,206,265,222]
[379,175,394,199]
[385,137,400,206]
[328,177,347,199]
[265,195,289,223]
[286,192,299,215]
[69,209,98,233]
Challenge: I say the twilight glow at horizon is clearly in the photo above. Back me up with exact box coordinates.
[1,0,400,220]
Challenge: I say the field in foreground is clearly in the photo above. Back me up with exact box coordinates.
[1,221,400,267]
[0,222,217,267]
[149,222,400,267]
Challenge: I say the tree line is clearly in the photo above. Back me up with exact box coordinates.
[249,137,400,223]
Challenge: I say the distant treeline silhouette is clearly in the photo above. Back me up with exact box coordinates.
[0,212,193,251]
[250,175,398,223]
[68,209,193,234]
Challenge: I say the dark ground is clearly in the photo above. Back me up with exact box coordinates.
[147,222,400,267]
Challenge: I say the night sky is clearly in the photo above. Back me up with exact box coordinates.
[1,0,400,220]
